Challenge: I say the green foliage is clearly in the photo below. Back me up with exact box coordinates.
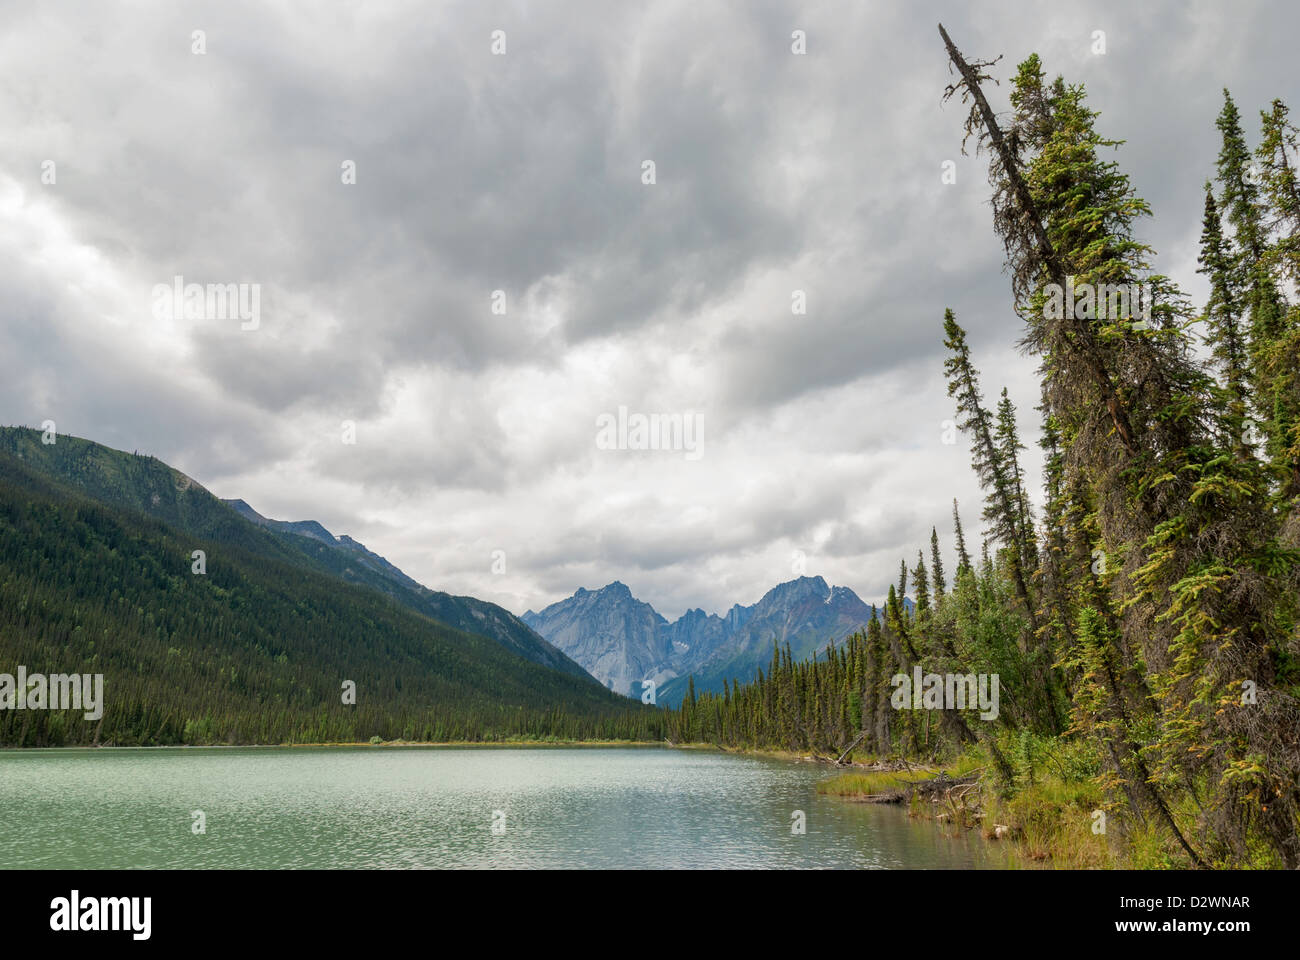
[677,38,1300,869]
[0,445,663,747]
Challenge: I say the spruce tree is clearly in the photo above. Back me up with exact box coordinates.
[912,551,931,618]
[1253,99,1300,508]
[1216,91,1291,491]
[930,526,947,598]
[952,498,973,575]
[940,24,1300,866]
[1257,99,1300,284]
[1198,183,1253,459]
[943,309,1038,627]
[995,386,1037,572]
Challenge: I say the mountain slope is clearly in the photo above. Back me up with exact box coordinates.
[524,576,884,706]
[0,440,657,746]
[0,426,589,680]
[221,497,586,678]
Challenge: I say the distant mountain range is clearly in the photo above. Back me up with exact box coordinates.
[0,422,904,744]
[524,577,899,706]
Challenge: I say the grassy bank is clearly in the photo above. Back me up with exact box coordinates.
[813,733,1204,869]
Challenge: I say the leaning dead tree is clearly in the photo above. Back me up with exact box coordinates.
[936,23,1214,869]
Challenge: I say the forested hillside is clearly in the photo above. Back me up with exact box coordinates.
[0,426,589,679]
[667,29,1300,870]
[0,449,661,746]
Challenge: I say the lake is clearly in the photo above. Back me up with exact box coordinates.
[0,746,1017,868]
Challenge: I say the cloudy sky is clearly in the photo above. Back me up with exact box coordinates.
[2,0,1296,620]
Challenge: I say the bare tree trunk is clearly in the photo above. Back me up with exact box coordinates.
[937,23,1137,455]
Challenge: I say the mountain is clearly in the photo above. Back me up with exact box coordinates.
[220,498,586,679]
[0,427,654,746]
[519,582,676,696]
[0,426,588,680]
[524,576,889,706]
[656,578,885,706]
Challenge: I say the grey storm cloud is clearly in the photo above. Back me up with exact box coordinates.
[1,0,1296,619]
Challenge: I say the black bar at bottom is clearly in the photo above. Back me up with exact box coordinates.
[0,868,1286,947]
